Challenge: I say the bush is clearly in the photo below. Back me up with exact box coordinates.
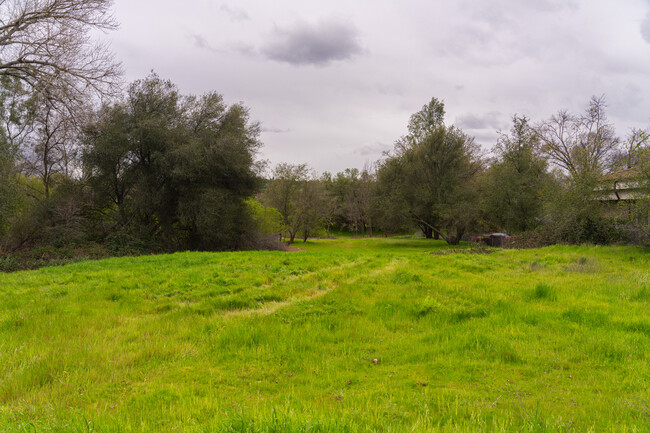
[505,215,624,248]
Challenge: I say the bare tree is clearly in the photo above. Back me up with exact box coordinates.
[610,128,649,170]
[0,0,122,111]
[536,95,619,178]
[343,167,374,236]
[20,96,75,198]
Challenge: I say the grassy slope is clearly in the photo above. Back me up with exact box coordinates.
[0,238,649,432]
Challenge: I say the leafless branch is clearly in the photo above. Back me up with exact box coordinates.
[0,0,123,111]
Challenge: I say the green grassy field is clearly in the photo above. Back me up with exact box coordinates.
[1,238,649,432]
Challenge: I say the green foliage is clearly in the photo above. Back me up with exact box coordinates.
[0,140,16,237]
[322,168,375,235]
[406,97,445,144]
[0,77,36,240]
[484,116,549,233]
[83,73,262,251]
[261,164,329,243]
[627,147,650,245]
[544,175,624,245]
[377,100,484,244]
[247,198,284,237]
[372,158,412,235]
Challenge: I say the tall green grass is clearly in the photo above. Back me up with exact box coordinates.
[0,238,649,432]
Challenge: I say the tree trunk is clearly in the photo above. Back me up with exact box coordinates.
[445,227,464,245]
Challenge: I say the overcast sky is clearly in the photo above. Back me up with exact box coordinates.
[108,0,650,174]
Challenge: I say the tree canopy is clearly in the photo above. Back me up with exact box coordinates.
[83,73,262,250]
[377,99,484,244]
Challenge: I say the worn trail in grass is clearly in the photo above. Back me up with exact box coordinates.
[0,238,649,432]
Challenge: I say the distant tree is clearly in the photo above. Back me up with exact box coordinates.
[261,163,309,244]
[319,172,339,236]
[84,74,183,241]
[352,167,375,235]
[483,115,549,233]
[174,93,262,250]
[82,103,134,226]
[384,97,450,239]
[323,168,355,231]
[296,179,328,242]
[533,97,629,245]
[20,96,77,199]
[536,96,618,180]
[0,78,27,234]
[373,157,411,235]
[628,146,650,245]
[324,167,375,235]
[0,136,17,237]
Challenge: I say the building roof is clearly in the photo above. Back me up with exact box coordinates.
[597,166,647,201]
[600,167,640,182]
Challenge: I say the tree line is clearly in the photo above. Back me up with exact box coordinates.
[2,86,650,257]
[260,97,650,246]
[1,0,650,266]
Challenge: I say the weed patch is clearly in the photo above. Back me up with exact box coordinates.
[529,283,557,301]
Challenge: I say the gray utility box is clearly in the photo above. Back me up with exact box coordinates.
[489,233,509,247]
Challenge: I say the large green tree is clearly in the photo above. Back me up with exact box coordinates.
[377,98,483,244]
[483,115,549,233]
[83,74,262,250]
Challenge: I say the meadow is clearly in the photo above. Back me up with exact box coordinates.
[0,237,649,432]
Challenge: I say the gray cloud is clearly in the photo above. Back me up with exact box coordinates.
[455,112,506,130]
[472,131,499,148]
[642,11,650,43]
[190,34,254,56]
[220,4,250,22]
[375,83,403,96]
[230,41,256,56]
[190,33,219,52]
[261,126,291,133]
[261,18,363,66]
[354,142,392,157]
